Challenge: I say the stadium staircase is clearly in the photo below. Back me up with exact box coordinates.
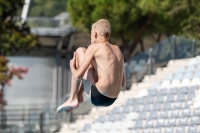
[57,57,200,133]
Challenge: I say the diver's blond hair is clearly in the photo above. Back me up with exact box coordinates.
[92,19,111,39]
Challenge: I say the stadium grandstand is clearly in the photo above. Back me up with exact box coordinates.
[55,36,200,133]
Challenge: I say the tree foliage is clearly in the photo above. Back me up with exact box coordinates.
[67,0,200,60]
[168,0,200,40]
[0,0,40,55]
[0,0,39,106]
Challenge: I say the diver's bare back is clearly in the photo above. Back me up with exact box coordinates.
[92,42,124,98]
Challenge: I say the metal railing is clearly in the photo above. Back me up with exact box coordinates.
[126,35,200,83]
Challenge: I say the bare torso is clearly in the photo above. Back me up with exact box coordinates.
[91,42,124,98]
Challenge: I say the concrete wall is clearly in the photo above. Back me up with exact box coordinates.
[4,57,55,105]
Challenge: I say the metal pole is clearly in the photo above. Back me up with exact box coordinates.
[192,39,196,57]
[172,35,176,60]
[39,112,43,133]
[0,86,6,129]
[21,0,31,24]
[149,48,154,75]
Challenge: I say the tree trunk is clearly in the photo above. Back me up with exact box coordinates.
[139,39,144,52]
[123,15,154,61]
[157,33,161,42]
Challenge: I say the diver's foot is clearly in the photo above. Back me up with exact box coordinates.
[57,97,79,113]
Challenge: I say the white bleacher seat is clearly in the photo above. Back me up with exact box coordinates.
[181,109,191,117]
[160,80,171,88]
[183,100,193,108]
[109,129,119,133]
[170,110,180,118]
[171,79,181,87]
[190,116,199,125]
[178,117,188,126]
[149,111,157,119]
[145,120,154,128]
[158,88,167,95]
[88,131,98,133]
[174,102,183,109]
[188,125,197,133]
[132,104,141,112]
[135,97,144,104]
[134,120,143,129]
[188,58,198,65]
[187,92,195,100]
[156,118,165,127]
[92,122,102,131]
[142,128,151,133]
[112,121,122,130]
[196,64,200,70]
[145,96,155,103]
[186,65,195,72]
[153,128,161,133]
[160,110,169,118]
[189,85,199,92]
[174,73,183,79]
[167,118,176,126]
[163,102,172,110]
[150,82,161,89]
[166,94,175,102]
[107,114,116,122]
[97,115,106,123]
[156,95,165,103]
[148,89,157,96]
[79,131,87,133]
[153,103,161,111]
[177,66,185,73]
[176,126,185,133]
[122,105,130,113]
[111,107,120,114]
[179,86,188,94]
[122,120,135,129]
[183,72,193,79]
[143,103,151,111]
[81,124,91,132]
[101,122,112,131]
[165,127,174,133]
[99,131,108,133]
[119,129,130,133]
[194,72,200,78]
[193,108,200,116]
[132,129,140,133]
[139,112,147,120]
[165,74,174,80]
[126,98,134,105]
[176,93,185,102]
[191,77,200,85]
[180,79,191,87]
[169,87,178,94]
[126,112,138,121]
[117,113,126,121]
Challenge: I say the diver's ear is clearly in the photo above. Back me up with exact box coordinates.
[94,32,97,38]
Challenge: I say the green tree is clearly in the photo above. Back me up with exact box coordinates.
[167,0,200,40]
[67,0,200,60]
[67,0,169,60]
[0,0,40,107]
